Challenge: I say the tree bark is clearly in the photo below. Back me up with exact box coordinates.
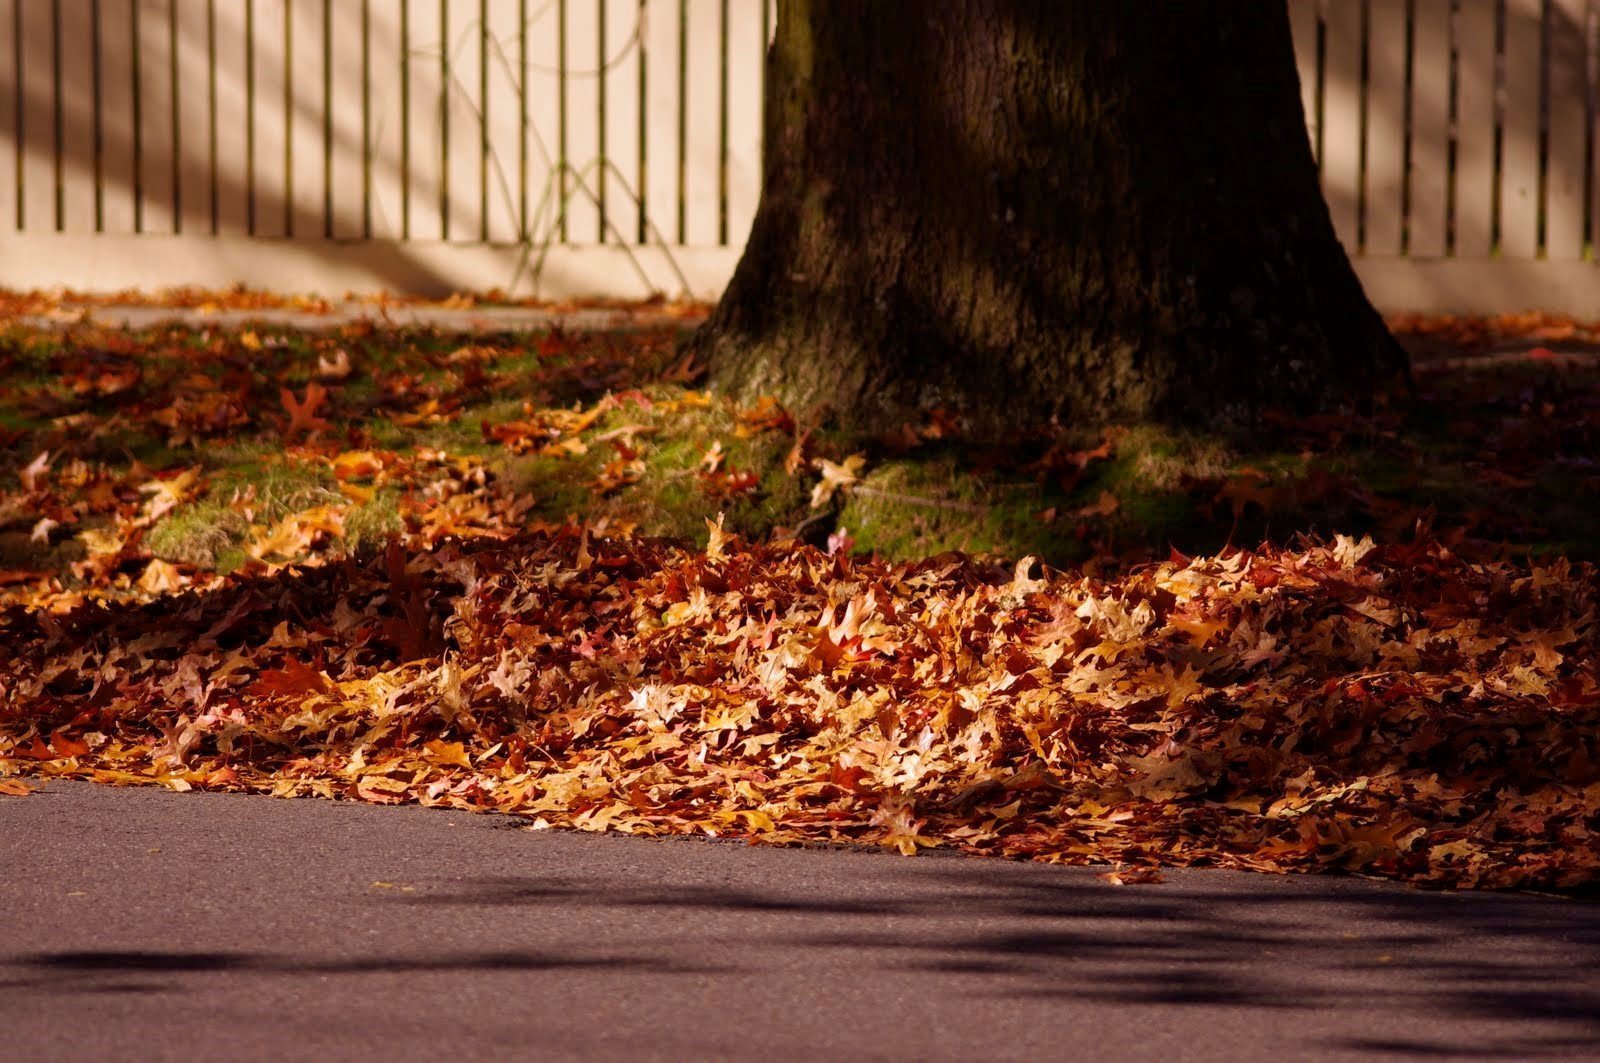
[691,0,1407,435]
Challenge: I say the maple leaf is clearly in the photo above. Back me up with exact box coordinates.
[810,629,849,671]
[1074,490,1120,519]
[424,740,474,770]
[0,779,35,796]
[280,381,332,437]
[1005,555,1048,600]
[1162,664,1205,708]
[249,659,335,698]
[734,396,795,437]
[783,431,812,476]
[355,776,410,804]
[1521,626,1576,670]
[1124,750,1216,801]
[330,450,387,481]
[699,440,726,473]
[869,795,939,856]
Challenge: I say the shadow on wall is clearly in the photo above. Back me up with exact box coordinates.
[0,0,764,299]
[0,0,682,297]
[0,0,460,294]
[1308,0,1590,262]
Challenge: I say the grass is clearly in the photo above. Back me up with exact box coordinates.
[1,316,1598,602]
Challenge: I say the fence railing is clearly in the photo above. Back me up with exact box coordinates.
[0,0,1597,313]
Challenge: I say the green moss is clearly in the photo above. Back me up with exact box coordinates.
[488,352,544,379]
[839,460,1087,564]
[367,417,411,450]
[212,546,251,573]
[345,490,404,551]
[210,457,343,524]
[484,396,813,546]
[1118,489,1196,536]
[147,502,247,567]
[0,409,50,434]
[495,451,604,520]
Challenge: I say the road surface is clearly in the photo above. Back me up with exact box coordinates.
[3,781,1596,1062]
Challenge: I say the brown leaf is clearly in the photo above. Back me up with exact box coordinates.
[1098,867,1166,886]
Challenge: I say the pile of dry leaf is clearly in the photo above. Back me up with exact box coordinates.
[4,522,1596,889]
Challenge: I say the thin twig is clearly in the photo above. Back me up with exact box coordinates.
[847,486,990,514]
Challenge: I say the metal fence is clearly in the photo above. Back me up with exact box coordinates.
[0,0,1598,312]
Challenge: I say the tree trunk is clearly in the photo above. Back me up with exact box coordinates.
[690,0,1407,435]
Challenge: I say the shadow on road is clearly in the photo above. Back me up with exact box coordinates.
[6,946,718,992]
[5,779,1598,1059]
[394,860,1600,1059]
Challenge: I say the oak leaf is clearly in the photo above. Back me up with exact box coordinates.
[280,381,332,437]
[809,454,866,509]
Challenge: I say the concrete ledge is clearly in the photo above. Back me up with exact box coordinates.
[0,234,743,302]
[4,234,1599,317]
[1354,256,1600,316]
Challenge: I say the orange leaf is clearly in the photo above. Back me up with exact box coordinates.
[280,381,332,437]
[49,729,91,757]
[249,659,334,697]
[424,740,474,770]
[1169,617,1226,647]
[0,778,35,796]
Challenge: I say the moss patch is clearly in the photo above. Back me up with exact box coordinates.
[147,502,247,568]
[840,460,1088,562]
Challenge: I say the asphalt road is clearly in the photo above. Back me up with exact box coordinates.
[3,781,1597,1063]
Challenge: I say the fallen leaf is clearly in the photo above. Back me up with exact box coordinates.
[281,381,332,437]
[19,451,51,492]
[810,454,866,509]
[1098,867,1166,886]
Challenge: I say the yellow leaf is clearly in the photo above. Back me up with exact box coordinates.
[705,513,733,561]
[137,559,186,594]
[1169,617,1226,647]
[424,739,474,770]
[736,809,776,832]
[809,454,866,509]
